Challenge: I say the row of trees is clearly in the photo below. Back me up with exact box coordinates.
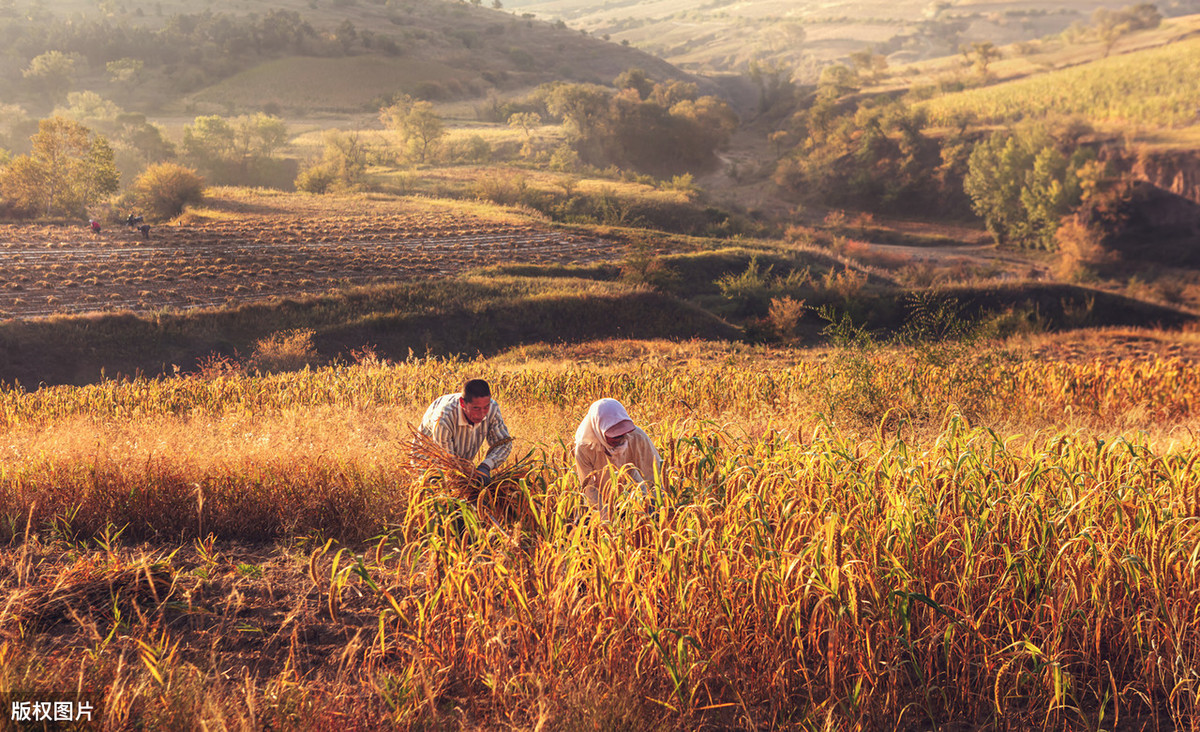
[537,72,738,177]
[3,95,293,189]
[5,9,382,74]
[0,115,202,220]
[775,95,1116,251]
[180,113,295,188]
[292,71,738,194]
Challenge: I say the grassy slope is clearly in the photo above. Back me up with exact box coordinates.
[0,238,1192,386]
[187,56,474,113]
[178,6,704,113]
[0,275,740,387]
[917,34,1200,130]
[5,0,705,116]
[502,0,1187,74]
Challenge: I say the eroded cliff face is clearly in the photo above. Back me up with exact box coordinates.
[1131,150,1200,205]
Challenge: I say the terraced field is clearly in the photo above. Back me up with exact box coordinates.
[0,193,613,319]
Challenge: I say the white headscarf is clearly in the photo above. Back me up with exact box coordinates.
[575,398,636,458]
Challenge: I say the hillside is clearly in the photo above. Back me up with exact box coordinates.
[913,19,1200,135]
[0,0,704,117]
[504,0,1200,76]
[695,12,1200,236]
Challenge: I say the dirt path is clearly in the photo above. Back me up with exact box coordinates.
[862,239,1055,280]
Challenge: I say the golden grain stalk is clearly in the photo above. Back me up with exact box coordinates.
[408,427,534,525]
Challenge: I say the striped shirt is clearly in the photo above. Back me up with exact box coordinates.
[417,392,513,470]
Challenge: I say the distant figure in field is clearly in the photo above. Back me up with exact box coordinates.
[574,398,661,519]
[138,224,151,239]
[417,378,513,483]
[88,219,101,235]
[126,214,144,228]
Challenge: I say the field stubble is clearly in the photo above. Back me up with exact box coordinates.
[0,191,610,319]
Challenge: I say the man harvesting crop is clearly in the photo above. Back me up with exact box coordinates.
[417,378,512,483]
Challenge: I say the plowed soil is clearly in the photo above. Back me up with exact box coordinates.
[0,193,613,319]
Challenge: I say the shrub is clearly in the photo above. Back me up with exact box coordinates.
[717,256,811,316]
[247,329,319,374]
[768,295,807,340]
[819,267,867,300]
[440,134,491,164]
[548,144,580,172]
[295,164,338,194]
[473,171,529,207]
[620,240,679,291]
[131,162,204,221]
[1054,217,1117,280]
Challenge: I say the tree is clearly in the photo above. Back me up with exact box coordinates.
[58,91,122,129]
[774,99,942,212]
[1019,147,1082,247]
[295,131,369,193]
[334,20,358,53]
[1092,4,1159,57]
[964,133,1035,245]
[182,115,236,165]
[234,113,289,158]
[379,96,444,164]
[614,68,654,100]
[849,48,888,84]
[650,80,698,109]
[960,41,1001,77]
[748,58,795,114]
[23,51,80,104]
[541,83,611,141]
[112,114,176,180]
[0,104,35,153]
[964,127,1088,249]
[82,136,120,210]
[507,112,541,140]
[0,116,119,217]
[764,20,806,54]
[106,58,144,84]
[817,64,859,101]
[181,114,288,182]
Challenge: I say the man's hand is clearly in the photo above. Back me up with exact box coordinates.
[474,463,492,484]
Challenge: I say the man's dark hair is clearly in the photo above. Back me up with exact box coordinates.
[461,378,491,401]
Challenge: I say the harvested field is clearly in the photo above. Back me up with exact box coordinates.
[0,192,614,319]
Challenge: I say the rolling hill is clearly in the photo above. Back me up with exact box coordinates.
[504,0,1200,76]
[0,0,708,116]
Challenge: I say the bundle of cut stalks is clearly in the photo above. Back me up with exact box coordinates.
[2,558,173,631]
[408,428,535,526]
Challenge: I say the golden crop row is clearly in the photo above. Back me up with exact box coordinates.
[920,37,1200,128]
[1,354,1195,430]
